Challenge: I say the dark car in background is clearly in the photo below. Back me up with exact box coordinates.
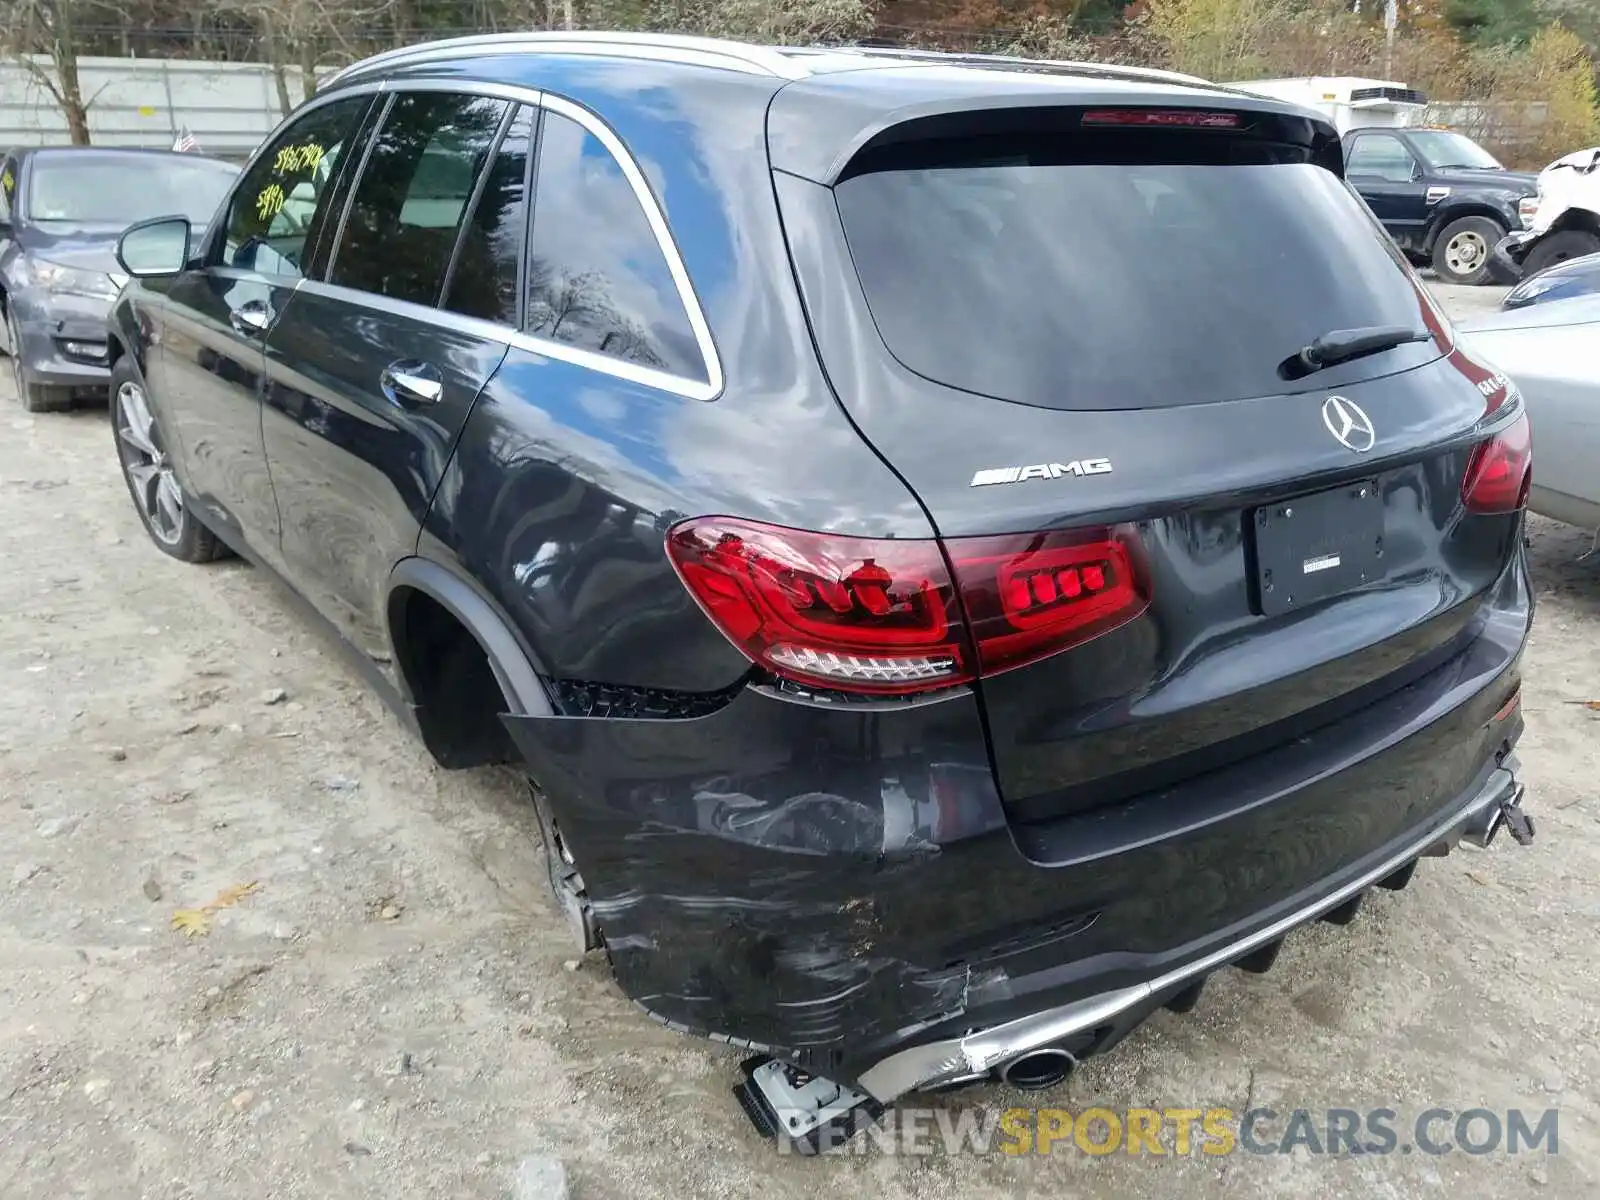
[0,146,238,411]
[105,34,1535,1147]
[1342,126,1538,284]
[1501,250,1600,309]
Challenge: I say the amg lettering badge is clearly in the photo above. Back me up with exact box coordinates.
[970,459,1114,487]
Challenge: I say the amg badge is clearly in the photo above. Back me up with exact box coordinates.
[970,459,1113,487]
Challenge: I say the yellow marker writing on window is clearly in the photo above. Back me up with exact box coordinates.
[272,142,325,174]
[255,182,286,221]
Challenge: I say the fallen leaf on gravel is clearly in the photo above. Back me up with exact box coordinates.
[1465,871,1491,886]
[172,909,211,937]
[211,881,260,909]
[171,881,261,938]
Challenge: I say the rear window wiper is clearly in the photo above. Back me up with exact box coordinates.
[1280,325,1433,380]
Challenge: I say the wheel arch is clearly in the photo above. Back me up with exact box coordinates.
[1546,205,1600,237]
[385,556,555,720]
[105,300,148,376]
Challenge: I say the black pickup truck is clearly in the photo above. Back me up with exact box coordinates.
[1342,126,1538,285]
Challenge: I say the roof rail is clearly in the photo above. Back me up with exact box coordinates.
[320,31,810,90]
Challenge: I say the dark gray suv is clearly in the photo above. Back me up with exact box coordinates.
[106,34,1535,1148]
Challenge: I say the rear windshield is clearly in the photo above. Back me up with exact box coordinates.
[834,129,1441,410]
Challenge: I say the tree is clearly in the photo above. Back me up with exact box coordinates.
[0,0,100,144]
[1444,0,1545,48]
[1142,0,1291,80]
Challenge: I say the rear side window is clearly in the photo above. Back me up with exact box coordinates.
[525,108,704,381]
[444,105,534,327]
[331,92,509,307]
[223,96,369,277]
[835,124,1441,411]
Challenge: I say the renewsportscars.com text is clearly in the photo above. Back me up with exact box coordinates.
[783,1106,1561,1157]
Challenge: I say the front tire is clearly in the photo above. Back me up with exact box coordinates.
[1522,229,1600,277]
[110,357,227,563]
[5,307,70,413]
[1431,215,1503,285]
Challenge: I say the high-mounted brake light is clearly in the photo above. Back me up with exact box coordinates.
[666,518,1149,695]
[1081,109,1241,129]
[1462,411,1532,514]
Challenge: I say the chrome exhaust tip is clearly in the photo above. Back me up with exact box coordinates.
[998,1047,1077,1091]
[1464,804,1505,849]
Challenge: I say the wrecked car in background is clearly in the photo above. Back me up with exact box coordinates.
[1460,294,1600,534]
[104,32,1537,1150]
[1494,146,1600,281]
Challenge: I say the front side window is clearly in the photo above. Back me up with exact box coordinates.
[1345,135,1417,183]
[330,91,509,308]
[525,108,704,381]
[223,96,370,277]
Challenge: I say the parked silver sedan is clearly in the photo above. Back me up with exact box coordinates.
[1459,295,1600,532]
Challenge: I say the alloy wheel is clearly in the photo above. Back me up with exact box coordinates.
[115,379,184,545]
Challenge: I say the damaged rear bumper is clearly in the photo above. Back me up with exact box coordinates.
[858,750,1527,1101]
[502,568,1530,1099]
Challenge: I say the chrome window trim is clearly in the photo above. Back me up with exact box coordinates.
[243,77,723,401]
[535,92,723,402]
[293,276,719,403]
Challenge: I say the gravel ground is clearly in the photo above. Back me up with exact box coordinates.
[2,282,1597,1200]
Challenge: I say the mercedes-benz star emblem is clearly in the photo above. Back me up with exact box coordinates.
[1321,395,1376,453]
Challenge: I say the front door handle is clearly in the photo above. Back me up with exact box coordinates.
[380,359,444,407]
[229,300,270,336]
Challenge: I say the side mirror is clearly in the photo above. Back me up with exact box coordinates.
[117,215,192,278]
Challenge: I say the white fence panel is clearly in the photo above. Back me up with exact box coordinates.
[0,56,320,160]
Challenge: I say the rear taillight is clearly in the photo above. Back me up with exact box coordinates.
[1462,410,1532,514]
[666,517,1148,695]
[945,531,1148,676]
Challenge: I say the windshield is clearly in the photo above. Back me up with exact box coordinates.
[27,157,238,226]
[836,131,1440,410]
[1408,130,1501,170]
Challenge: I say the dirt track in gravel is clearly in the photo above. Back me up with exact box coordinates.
[1,282,1596,1199]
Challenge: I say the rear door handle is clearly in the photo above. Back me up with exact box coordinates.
[229,300,270,336]
[380,359,444,407]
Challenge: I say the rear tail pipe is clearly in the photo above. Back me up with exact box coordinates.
[1465,781,1533,848]
[998,1047,1077,1091]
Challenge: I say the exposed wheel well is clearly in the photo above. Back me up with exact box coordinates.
[1548,206,1600,237]
[389,585,519,769]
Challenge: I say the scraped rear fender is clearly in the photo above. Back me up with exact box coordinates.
[500,684,1018,1067]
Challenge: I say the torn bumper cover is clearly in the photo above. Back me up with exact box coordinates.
[502,578,1528,1105]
